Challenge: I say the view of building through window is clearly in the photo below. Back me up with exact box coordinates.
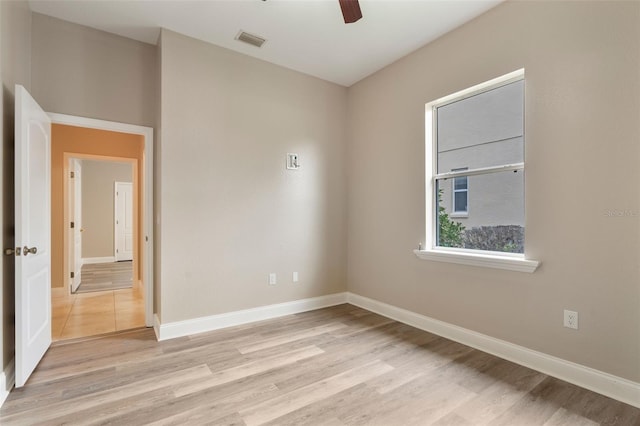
[451,168,468,214]
[434,78,525,253]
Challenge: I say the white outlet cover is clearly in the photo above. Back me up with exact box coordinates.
[293,272,299,282]
[563,310,578,329]
[269,273,276,285]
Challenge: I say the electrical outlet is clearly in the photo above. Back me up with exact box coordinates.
[564,310,578,330]
[293,272,299,283]
[269,273,276,285]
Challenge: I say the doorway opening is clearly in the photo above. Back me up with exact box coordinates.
[53,156,142,340]
[68,157,136,293]
[49,114,153,342]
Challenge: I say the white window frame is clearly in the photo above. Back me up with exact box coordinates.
[451,167,468,217]
[414,69,539,273]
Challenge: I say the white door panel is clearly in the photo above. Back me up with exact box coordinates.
[69,159,82,292]
[15,85,52,387]
[115,182,133,261]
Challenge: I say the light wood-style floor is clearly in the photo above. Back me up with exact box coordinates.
[76,261,134,293]
[52,280,145,341]
[4,304,639,425]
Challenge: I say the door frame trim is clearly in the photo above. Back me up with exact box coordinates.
[49,113,154,327]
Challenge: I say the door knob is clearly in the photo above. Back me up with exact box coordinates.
[23,246,37,256]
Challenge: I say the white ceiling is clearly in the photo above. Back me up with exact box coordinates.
[28,0,502,87]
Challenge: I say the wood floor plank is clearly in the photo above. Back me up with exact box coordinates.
[174,345,324,397]
[431,412,475,426]
[25,344,162,385]
[1,364,212,424]
[75,381,279,426]
[368,364,425,395]
[0,367,118,416]
[543,407,600,426]
[129,382,281,426]
[488,377,580,425]
[556,384,640,425]
[352,381,476,426]
[335,364,478,426]
[240,360,394,426]
[237,322,347,354]
[2,304,639,425]
[48,387,177,426]
[273,340,406,394]
[454,362,547,424]
[76,261,133,293]
[261,384,379,426]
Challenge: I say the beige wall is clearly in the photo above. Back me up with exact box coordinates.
[80,160,133,259]
[31,13,156,128]
[347,0,640,382]
[158,30,348,323]
[0,0,31,380]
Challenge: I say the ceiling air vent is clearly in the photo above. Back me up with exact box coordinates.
[236,31,266,48]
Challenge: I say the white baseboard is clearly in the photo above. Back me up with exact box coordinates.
[154,292,348,341]
[82,256,116,264]
[0,358,15,408]
[347,293,640,408]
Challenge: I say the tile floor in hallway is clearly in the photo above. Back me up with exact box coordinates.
[52,282,145,341]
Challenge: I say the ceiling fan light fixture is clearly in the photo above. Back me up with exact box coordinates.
[236,30,266,48]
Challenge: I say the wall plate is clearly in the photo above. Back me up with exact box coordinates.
[286,153,300,170]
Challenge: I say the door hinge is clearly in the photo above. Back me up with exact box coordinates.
[70,272,75,278]
[70,221,75,229]
[70,171,75,178]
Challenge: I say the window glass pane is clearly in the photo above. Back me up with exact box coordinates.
[436,170,524,253]
[437,80,524,174]
[454,192,467,212]
[454,176,467,190]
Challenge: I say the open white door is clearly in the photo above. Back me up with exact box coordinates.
[114,182,133,261]
[15,85,52,387]
[69,159,82,292]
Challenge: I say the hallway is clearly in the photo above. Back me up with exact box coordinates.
[52,281,145,341]
[76,261,134,293]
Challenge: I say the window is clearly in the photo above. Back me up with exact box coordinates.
[451,168,468,215]
[416,69,539,273]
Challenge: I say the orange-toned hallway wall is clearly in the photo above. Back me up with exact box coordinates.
[52,124,144,288]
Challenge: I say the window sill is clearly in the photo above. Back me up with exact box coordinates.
[450,212,468,218]
[413,249,540,273]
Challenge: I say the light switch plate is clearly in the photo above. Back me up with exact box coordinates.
[286,153,300,170]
